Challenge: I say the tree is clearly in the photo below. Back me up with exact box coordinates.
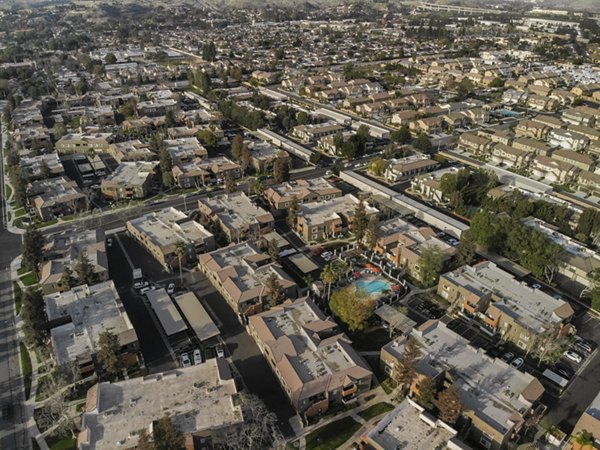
[75,252,99,286]
[105,53,117,64]
[59,266,77,291]
[136,429,155,450]
[392,337,421,390]
[353,198,367,242]
[573,430,594,449]
[21,288,48,347]
[266,273,285,307]
[35,371,73,438]
[438,384,462,425]
[174,241,186,284]
[287,196,299,228]
[253,179,264,196]
[15,173,28,208]
[153,416,185,450]
[53,122,66,140]
[164,110,176,128]
[391,126,411,144]
[22,225,44,273]
[419,245,444,287]
[96,330,123,379]
[273,156,289,183]
[365,215,379,249]
[457,231,476,267]
[416,375,436,410]
[157,137,173,188]
[224,135,238,159]
[224,171,236,194]
[197,129,217,150]
[413,134,433,153]
[240,144,251,176]
[580,268,600,312]
[202,41,217,62]
[330,286,375,332]
[268,239,279,263]
[368,157,388,177]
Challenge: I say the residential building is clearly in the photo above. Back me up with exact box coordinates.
[384,156,440,183]
[126,207,215,271]
[577,170,600,197]
[292,122,345,143]
[247,297,372,417]
[40,229,109,294]
[78,359,243,450]
[457,133,493,155]
[380,320,545,450]
[172,156,241,187]
[512,137,551,155]
[199,192,274,243]
[562,108,596,127]
[107,140,155,163]
[296,194,378,242]
[490,144,532,168]
[438,262,574,349]
[549,129,590,151]
[45,281,139,377]
[55,133,112,155]
[198,242,297,317]
[249,141,284,173]
[19,152,64,181]
[165,137,208,165]
[410,167,460,204]
[264,178,342,210]
[531,114,563,129]
[531,155,580,183]
[551,149,594,171]
[571,391,600,444]
[29,177,87,221]
[360,398,467,450]
[100,161,157,200]
[515,119,550,140]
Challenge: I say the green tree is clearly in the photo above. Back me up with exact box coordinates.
[136,429,155,450]
[197,129,217,150]
[457,231,476,267]
[365,214,379,249]
[330,286,375,332]
[393,337,421,390]
[59,266,77,291]
[419,244,444,287]
[573,430,594,449]
[266,273,285,307]
[202,41,217,62]
[368,157,388,177]
[22,225,44,273]
[438,384,462,425]
[231,134,244,161]
[353,198,367,242]
[287,196,299,228]
[104,53,117,64]
[416,375,436,410]
[75,252,99,286]
[153,416,185,450]
[53,122,66,140]
[174,241,186,284]
[15,173,28,208]
[240,144,251,176]
[273,156,289,183]
[224,171,236,194]
[391,125,411,144]
[268,239,279,263]
[413,134,432,153]
[96,330,123,379]
[21,289,48,347]
[469,210,507,252]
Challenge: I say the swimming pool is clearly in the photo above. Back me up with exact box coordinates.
[355,278,391,296]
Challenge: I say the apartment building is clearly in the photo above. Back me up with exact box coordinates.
[247,297,372,417]
[199,192,274,242]
[126,207,215,271]
[438,262,574,350]
[249,141,285,173]
[198,242,297,317]
[78,359,243,450]
[490,143,532,168]
[296,194,378,243]
[292,122,345,143]
[384,156,439,183]
[562,107,596,127]
[531,155,580,184]
[512,137,551,155]
[19,152,65,181]
[571,391,600,445]
[457,133,493,155]
[410,167,460,204]
[107,139,155,163]
[380,320,545,450]
[165,137,208,165]
[549,129,590,151]
[55,133,112,155]
[100,161,157,200]
[45,281,139,377]
[551,149,594,171]
[264,178,342,210]
[29,177,87,221]
[515,119,550,140]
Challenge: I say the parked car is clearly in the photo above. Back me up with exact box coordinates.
[564,349,583,364]
[501,352,514,363]
[575,337,594,353]
[106,237,113,247]
[181,353,191,368]
[167,283,176,295]
[511,357,524,369]
[447,238,459,246]
[193,349,202,365]
[554,363,574,379]
[215,346,225,358]
[531,283,542,290]
[133,281,148,290]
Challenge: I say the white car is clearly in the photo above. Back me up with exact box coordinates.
[193,349,202,365]
[106,237,113,247]
[215,346,225,358]
[133,281,148,290]
[510,357,524,369]
[167,283,175,295]
[564,350,583,364]
[180,353,191,368]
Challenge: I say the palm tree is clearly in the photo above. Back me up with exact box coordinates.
[321,264,337,301]
[173,241,187,284]
[573,430,594,449]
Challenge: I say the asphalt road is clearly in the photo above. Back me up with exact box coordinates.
[0,126,29,449]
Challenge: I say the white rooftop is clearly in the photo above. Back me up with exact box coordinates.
[145,289,188,336]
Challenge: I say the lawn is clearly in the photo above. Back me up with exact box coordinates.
[13,281,22,315]
[35,375,50,402]
[36,218,59,228]
[46,434,76,450]
[14,207,27,218]
[20,271,38,286]
[5,183,12,199]
[305,417,362,450]
[346,324,391,352]
[19,342,32,400]
[17,265,29,276]
[358,402,394,421]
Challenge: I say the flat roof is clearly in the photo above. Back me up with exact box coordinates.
[174,292,219,342]
[287,253,319,274]
[145,289,188,336]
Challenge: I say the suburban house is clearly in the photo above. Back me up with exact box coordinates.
[490,143,533,168]
[107,140,155,163]
[457,133,493,155]
[384,156,440,183]
[410,167,460,204]
[531,155,580,183]
[549,129,590,151]
[551,149,594,172]
[264,178,342,210]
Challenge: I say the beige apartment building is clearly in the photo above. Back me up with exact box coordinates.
[100,161,157,200]
[264,178,342,210]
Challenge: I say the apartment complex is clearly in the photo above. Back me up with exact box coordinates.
[55,132,112,155]
[78,359,243,450]
[126,207,215,271]
[247,297,372,417]
[438,262,575,350]
[29,176,87,221]
[100,161,157,200]
[199,242,297,317]
[45,281,139,377]
[296,194,378,242]
[264,178,342,210]
[381,320,545,450]
[199,192,274,242]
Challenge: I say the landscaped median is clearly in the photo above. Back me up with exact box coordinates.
[19,342,32,400]
[13,281,22,315]
[19,271,38,287]
[305,416,362,450]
